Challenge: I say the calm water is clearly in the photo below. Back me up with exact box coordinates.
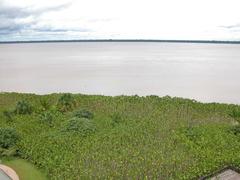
[1,42,240,104]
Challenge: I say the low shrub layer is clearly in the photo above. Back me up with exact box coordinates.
[1,93,240,179]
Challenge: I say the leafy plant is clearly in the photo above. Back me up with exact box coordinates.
[62,117,96,136]
[57,93,76,112]
[2,93,240,179]
[39,111,53,126]
[229,109,240,123]
[229,125,240,136]
[183,126,202,142]
[14,100,33,115]
[39,97,52,111]
[2,110,14,121]
[0,147,18,157]
[0,128,20,149]
[110,112,122,126]
[72,109,94,119]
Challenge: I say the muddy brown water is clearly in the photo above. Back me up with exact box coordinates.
[1,42,240,104]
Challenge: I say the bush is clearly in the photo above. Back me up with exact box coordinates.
[183,127,202,142]
[39,111,53,126]
[57,94,76,112]
[62,117,96,136]
[2,110,14,121]
[14,100,33,115]
[0,128,20,149]
[110,112,122,126]
[39,97,52,111]
[230,125,240,136]
[229,109,240,122]
[0,147,18,157]
[73,109,94,119]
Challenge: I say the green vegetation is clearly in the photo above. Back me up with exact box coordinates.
[39,111,53,126]
[57,93,76,112]
[2,158,47,180]
[229,109,240,124]
[73,109,94,119]
[14,100,33,115]
[62,117,96,135]
[230,125,240,136]
[2,110,14,121]
[0,128,19,148]
[0,92,240,179]
[39,97,52,111]
[0,128,20,157]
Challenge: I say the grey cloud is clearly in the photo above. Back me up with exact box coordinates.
[0,5,28,19]
[220,24,240,29]
[0,2,71,19]
[0,1,78,38]
[88,18,114,23]
[0,17,33,35]
[34,3,72,15]
[32,26,91,33]
[0,24,22,33]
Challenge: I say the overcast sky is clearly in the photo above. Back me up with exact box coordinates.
[0,0,240,41]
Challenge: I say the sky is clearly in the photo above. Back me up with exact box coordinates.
[0,0,240,41]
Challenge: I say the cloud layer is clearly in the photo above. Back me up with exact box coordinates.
[0,1,81,40]
[0,0,240,41]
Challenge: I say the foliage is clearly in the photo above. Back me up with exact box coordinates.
[179,125,240,179]
[183,126,202,142]
[229,109,240,123]
[0,147,18,157]
[39,97,52,111]
[229,125,240,136]
[39,111,53,126]
[14,100,33,115]
[2,110,14,121]
[1,93,240,179]
[0,128,20,149]
[72,109,94,119]
[57,93,76,112]
[110,112,122,126]
[62,117,96,136]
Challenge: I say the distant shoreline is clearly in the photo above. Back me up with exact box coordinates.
[1,39,240,44]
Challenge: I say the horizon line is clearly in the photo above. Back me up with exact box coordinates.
[1,39,240,44]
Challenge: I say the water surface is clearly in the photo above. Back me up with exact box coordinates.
[1,42,240,104]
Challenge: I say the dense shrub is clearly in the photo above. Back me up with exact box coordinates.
[2,110,14,121]
[57,93,76,112]
[0,128,20,149]
[110,112,122,126]
[229,109,240,122]
[230,125,240,136]
[0,147,18,157]
[183,127,202,142]
[39,97,52,111]
[73,109,94,119]
[3,93,240,179]
[62,117,96,136]
[39,111,53,126]
[14,100,33,115]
